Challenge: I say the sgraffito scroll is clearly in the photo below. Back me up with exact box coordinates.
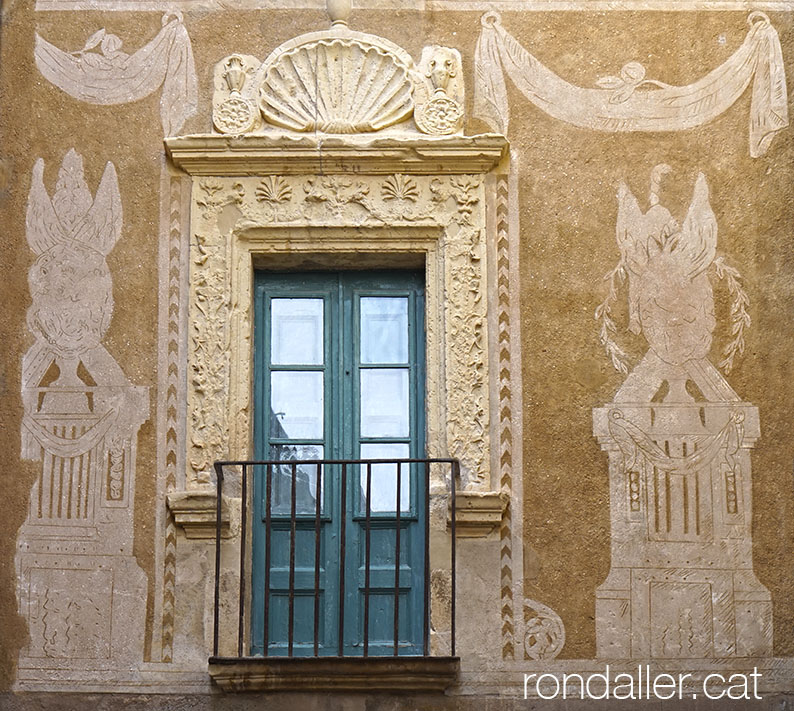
[474,11,788,156]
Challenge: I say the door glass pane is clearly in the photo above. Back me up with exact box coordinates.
[360,443,410,512]
[270,371,323,439]
[360,297,408,364]
[268,444,324,514]
[271,298,323,365]
[360,369,409,437]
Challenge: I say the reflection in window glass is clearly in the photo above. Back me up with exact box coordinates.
[271,298,323,365]
[359,443,410,512]
[270,371,323,439]
[268,444,323,514]
[360,369,409,437]
[360,297,408,364]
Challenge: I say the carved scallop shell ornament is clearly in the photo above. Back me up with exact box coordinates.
[260,38,414,133]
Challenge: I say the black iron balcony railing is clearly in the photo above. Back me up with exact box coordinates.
[211,458,458,661]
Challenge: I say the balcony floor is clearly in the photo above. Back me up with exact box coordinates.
[208,655,460,693]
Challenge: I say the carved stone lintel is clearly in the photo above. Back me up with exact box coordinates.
[167,489,231,539]
[449,491,508,537]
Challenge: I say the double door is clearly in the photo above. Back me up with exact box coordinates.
[251,270,426,655]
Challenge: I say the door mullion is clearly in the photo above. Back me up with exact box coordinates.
[253,271,426,658]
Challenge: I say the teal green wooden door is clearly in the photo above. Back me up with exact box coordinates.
[252,270,426,656]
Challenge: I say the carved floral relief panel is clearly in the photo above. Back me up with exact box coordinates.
[184,170,494,491]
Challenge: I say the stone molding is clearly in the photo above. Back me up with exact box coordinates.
[166,489,231,539]
[208,656,460,692]
[32,0,794,11]
[450,491,508,537]
[166,134,507,175]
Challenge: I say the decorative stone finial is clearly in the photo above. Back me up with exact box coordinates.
[327,0,351,27]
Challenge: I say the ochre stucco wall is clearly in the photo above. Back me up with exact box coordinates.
[1,1,792,698]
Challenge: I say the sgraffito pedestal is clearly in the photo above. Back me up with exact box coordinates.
[594,165,772,660]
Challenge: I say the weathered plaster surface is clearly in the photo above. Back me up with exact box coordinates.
[1,0,793,702]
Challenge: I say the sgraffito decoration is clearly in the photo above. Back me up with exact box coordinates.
[593,165,772,659]
[474,11,788,156]
[34,13,197,136]
[16,150,149,686]
[523,598,565,660]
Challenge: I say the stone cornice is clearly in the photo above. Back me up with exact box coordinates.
[166,488,232,539]
[165,133,508,175]
[450,490,509,537]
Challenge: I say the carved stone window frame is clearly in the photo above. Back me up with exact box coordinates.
[165,134,509,497]
[228,225,443,464]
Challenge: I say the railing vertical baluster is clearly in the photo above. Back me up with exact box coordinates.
[263,463,272,656]
[338,463,347,656]
[393,462,401,656]
[238,464,247,657]
[288,462,297,656]
[451,460,458,658]
[210,457,457,662]
[213,463,223,658]
[364,462,372,657]
[423,460,430,657]
[314,462,322,657]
